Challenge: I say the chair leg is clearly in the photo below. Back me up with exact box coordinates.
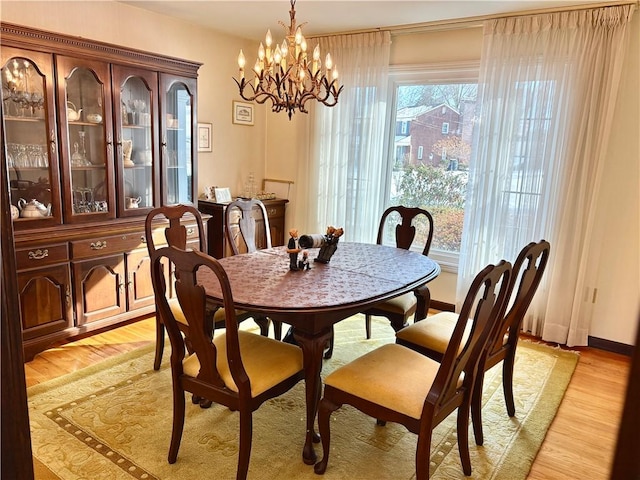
[471,371,485,446]
[237,410,253,480]
[365,314,372,339]
[457,399,473,476]
[273,320,282,341]
[323,327,334,359]
[503,351,517,417]
[154,319,165,371]
[415,423,433,480]
[314,396,339,475]
[168,387,186,464]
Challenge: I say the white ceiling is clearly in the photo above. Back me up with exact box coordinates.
[118,0,612,40]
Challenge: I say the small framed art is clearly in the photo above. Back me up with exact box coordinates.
[198,122,213,152]
[232,101,254,126]
[213,187,232,203]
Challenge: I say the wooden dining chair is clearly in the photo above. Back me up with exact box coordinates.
[363,206,435,336]
[145,204,268,372]
[224,198,282,340]
[151,246,304,480]
[324,205,434,359]
[396,239,550,445]
[314,260,512,479]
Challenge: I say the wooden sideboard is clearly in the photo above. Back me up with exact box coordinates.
[198,198,288,258]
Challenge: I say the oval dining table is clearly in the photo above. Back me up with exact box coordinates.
[197,241,440,465]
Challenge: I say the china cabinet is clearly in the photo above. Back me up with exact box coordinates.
[1,22,201,360]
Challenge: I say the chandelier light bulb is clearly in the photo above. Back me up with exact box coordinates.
[274,45,282,65]
[325,53,333,70]
[238,50,246,69]
[265,29,273,47]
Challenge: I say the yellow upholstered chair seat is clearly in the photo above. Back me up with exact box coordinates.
[324,343,460,420]
[373,292,416,315]
[396,312,471,356]
[183,330,303,397]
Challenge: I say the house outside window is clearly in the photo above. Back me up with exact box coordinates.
[386,62,479,271]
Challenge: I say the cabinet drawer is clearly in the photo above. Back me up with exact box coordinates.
[71,233,146,259]
[145,221,200,248]
[265,204,285,219]
[16,243,69,270]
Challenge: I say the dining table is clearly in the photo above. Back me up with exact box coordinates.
[197,241,440,465]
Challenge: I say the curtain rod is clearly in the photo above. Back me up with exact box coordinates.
[310,0,638,38]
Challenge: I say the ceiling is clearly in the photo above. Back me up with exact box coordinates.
[118,0,612,40]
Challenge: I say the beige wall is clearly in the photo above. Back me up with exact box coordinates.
[2,2,638,344]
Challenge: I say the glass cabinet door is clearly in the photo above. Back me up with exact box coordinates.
[56,56,115,222]
[160,74,197,205]
[112,66,159,217]
[2,47,62,230]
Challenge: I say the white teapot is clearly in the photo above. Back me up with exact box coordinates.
[67,101,83,121]
[17,198,52,218]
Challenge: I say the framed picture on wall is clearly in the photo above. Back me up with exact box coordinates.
[198,122,213,152]
[232,101,254,126]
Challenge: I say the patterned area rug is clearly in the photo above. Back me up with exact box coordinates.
[29,315,578,479]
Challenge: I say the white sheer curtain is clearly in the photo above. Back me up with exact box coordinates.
[457,5,634,346]
[301,31,391,242]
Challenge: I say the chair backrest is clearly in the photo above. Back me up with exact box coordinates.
[486,240,551,357]
[224,198,272,255]
[144,204,206,258]
[376,206,434,256]
[428,260,512,417]
[151,245,248,391]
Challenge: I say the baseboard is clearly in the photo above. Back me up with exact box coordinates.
[430,300,455,312]
[588,336,634,357]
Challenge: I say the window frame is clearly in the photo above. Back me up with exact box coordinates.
[385,61,480,273]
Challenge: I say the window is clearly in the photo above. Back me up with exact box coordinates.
[386,63,479,271]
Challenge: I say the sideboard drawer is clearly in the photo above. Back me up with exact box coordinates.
[265,204,285,219]
[71,233,146,259]
[15,243,69,270]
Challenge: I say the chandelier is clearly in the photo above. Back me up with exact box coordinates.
[233,0,343,120]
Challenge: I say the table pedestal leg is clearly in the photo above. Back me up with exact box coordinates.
[293,327,332,465]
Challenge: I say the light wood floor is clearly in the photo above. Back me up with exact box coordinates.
[24,316,630,480]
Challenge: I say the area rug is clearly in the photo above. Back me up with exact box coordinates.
[28,315,578,480]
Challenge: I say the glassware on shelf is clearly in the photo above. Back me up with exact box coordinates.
[2,59,45,117]
[244,171,256,198]
[71,132,90,167]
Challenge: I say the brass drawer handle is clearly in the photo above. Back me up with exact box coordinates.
[28,249,49,260]
[187,228,195,236]
[90,241,108,250]
[267,208,277,216]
